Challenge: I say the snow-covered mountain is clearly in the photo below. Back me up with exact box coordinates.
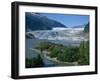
[71,24,85,28]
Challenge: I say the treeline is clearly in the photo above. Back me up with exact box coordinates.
[36,41,89,65]
[84,22,89,32]
[26,55,44,68]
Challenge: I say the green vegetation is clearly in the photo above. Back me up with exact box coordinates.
[78,41,89,65]
[26,55,44,68]
[57,47,79,62]
[35,41,89,65]
[49,46,61,58]
[35,42,51,53]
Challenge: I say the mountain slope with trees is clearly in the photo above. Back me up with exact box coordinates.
[26,13,66,31]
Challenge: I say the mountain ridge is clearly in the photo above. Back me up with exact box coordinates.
[26,13,67,31]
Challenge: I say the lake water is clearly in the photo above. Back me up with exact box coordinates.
[26,39,58,67]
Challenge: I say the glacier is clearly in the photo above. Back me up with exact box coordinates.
[26,27,88,42]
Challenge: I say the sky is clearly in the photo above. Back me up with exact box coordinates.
[40,13,89,27]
